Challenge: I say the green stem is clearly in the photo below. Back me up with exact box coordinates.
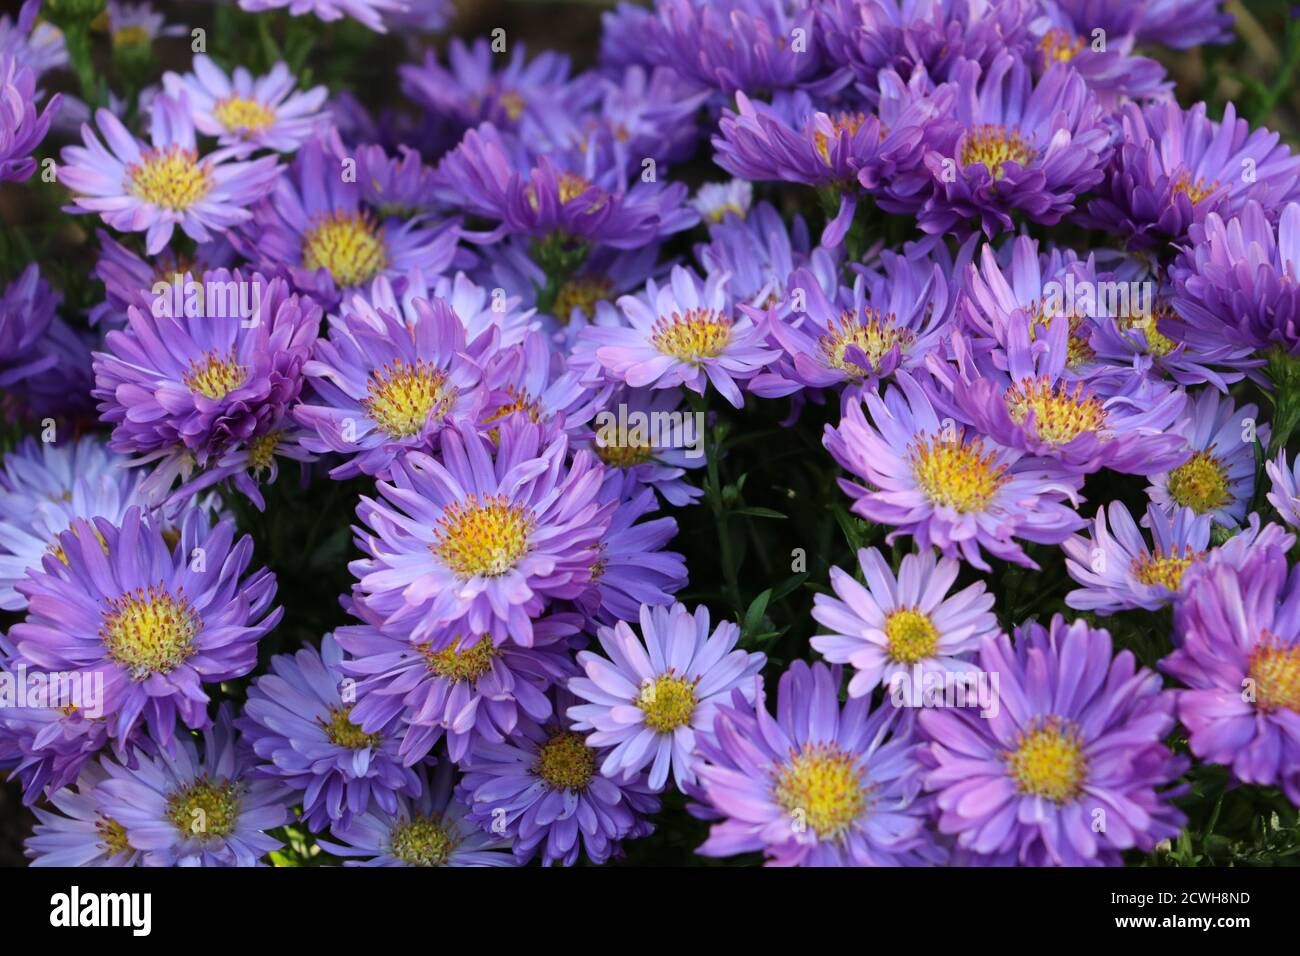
[690,390,742,611]
[62,21,101,109]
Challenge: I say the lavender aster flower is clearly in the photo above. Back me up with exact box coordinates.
[90,230,237,329]
[0,53,61,182]
[0,263,95,419]
[237,0,407,33]
[1266,450,1300,530]
[25,765,141,867]
[584,386,704,508]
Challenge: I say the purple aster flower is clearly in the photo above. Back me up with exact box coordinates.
[95,703,289,866]
[690,660,936,866]
[1027,4,1171,104]
[1052,0,1233,50]
[356,144,439,215]
[161,55,329,157]
[336,604,582,765]
[583,386,705,508]
[0,52,60,182]
[237,0,407,33]
[90,230,237,329]
[918,53,1110,237]
[811,546,998,700]
[1266,450,1300,530]
[599,3,658,73]
[458,690,661,866]
[690,179,754,225]
[59,94,281,255]
[25,765,142,867]
[478,330,606,444]
[1164,542,1300,804]
[596,65,707,170]
[1082,101,1300,252]
[410,265,538,348]
[919,617,1188,865]
[576,265,778,408]
[0,2,66,80]
[236,634,421,831]
[293,276,490,480]
[1171,201,1300,355]
[1146,388,1264,528]
[318,760,517,866]
[166,416,318,512]
[10,506,281,745]
[567,601,765,791]
[0,263,95,420]
[825,370,1085,571]
[350,420,611,646]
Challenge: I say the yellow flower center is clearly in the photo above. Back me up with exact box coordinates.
[1006,717,1087,804]
[1029,306,1095,368]
[1166,450,1230,514]
[820,308,914,379]
[814,112,868,166]
[127,146,212,211]
[320,704,379,750]
[910,433,1009,513]
[111,25,151,50]
[421,635,498,683]
[535,730,596,791]
[651,308,732,362]
[302,210,388,288]
[961,124,1035,180]
[772,744,868,842]
[1039,28,1084,63]
[884,609,940,664]
[167,778,240,841]
[1131,547,1201,591]
[1121,309,1177,357]
[1171,169,1219,206]
[47,524,109,565]
[184,350,247,400]
[363,359,453,439]
[1248,634,1300,713]
[499,90,526,122]
[100,584,200,679]
[247,431,280,472]
[1005,377,1107,445]
[212,95,277,133]
[528,172,600,211]
[595,429,655,469]
[553,275,614,319]
[433,495,535,579]
[96,816,132,856]
[389,815,458,866]
[637,673,698,733]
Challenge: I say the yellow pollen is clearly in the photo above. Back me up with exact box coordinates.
[1171,169,1219,206]
[528,172,601,211]
[1121,309,1177,357]
[637,672,698,733]
[499,90,526,122]
[1249,634,1300,713]
[96,816,131,856]
[820,308,914,379]
[47,524,109,565]
[184,350,247,400]
[1006,717,1087,804]
[1005,376,1107,445]
[772,744,869,842]
[302,210,388,288]
[884,609,940,664]
[166,778,240,840]
[100,584,200,680]
[910,432,1009,513]
[595,427,654,469]
[247,431,280,472]
[553,275,614,319]
[1039,28,1085,63]
[362,359,453,439]
[704,203,748,224]
[1166,450,1230,514]
[433,495,535,579]
[651,307,732,362]
[814,112,868,166]
[1132,547,1201,590]
[212,95,277,133]
[1029,306,1095,368]
[535,730,596,791]
[320,704,379,750]
[111,25,151,49]
[389,815,457,866]
[126,146,212,211]
[421,635,498,683]
[961,124,1035,180]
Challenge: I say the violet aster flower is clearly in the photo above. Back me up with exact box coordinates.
[238,0,407,33]
[824,371,1084,571]
[584,386,705,508]
[95,703,289,866]
[1164,542,1300,804]
[1146,388,1264,528]
[59,94,281,255]
[293,276,490,480]
[166,416,318,512]
[0,53,61,182]
[0,263,95,420]
[577,266,778,408]
[236,634,421,831]
[1026,4,1171,104]
[1083,101,1300,252]
[90,230,238,329]
[811,546,998,700]
[410,265,538,348]
[25,765,142,867]
[356,144,439,216]
[10,506,281,745]
[920,617,1188,866]
[1266,450,1300,530]
[918,53,1110,237]
[0,1,65,79]
[567,601,765,791]
[458,691,661,866]
[350,420,611,646]
[690,660,935,866]
[690,179,754,225]
[319,760,517,866]
[1171,201,1300,355]
[1053,0,1233,50]
[595,65,707,170]
[478,330,606,443]
[162,55,329,157]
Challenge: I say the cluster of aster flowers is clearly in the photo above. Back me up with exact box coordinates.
[2,0,1300,871]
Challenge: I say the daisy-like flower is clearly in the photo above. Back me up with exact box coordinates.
[0,263,95,419]
[162,55,329,156]
[90,230,237,329]
[824,371,1085,571]
[59,94,281,255]
[811,547,998,700]
[25,765,142,867]
[95,704,289,866]
[0,53,61,182]
[919,617,1188,866]
[237,0,408,34]
[1266,450,1300,530]
[104,1,187,54]
[583,386,705,508]
[690,660,936,866]
[690,180,754,225]
[10,506,281,745]
[1063,502,1212,614]
[918,52,1110,237]
[478,330,606,444]
[350,420,611,646]
[458,691,662,866]
[1083,101,1300,251]
[1146,389,1264,528]
[1165,542,1300,804]
[1052,0,1233,51]
[406,265,538,349]
[567,601,766,791]
[1171,201,1300,355]
[578,266,778,408]
[166,416,318,512]
[1026,5,1170,105]
[318,761,517,866]
[356,144,438,216]
[0,1,66,80]
[293,276,490,480]
[236,634,421,831]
